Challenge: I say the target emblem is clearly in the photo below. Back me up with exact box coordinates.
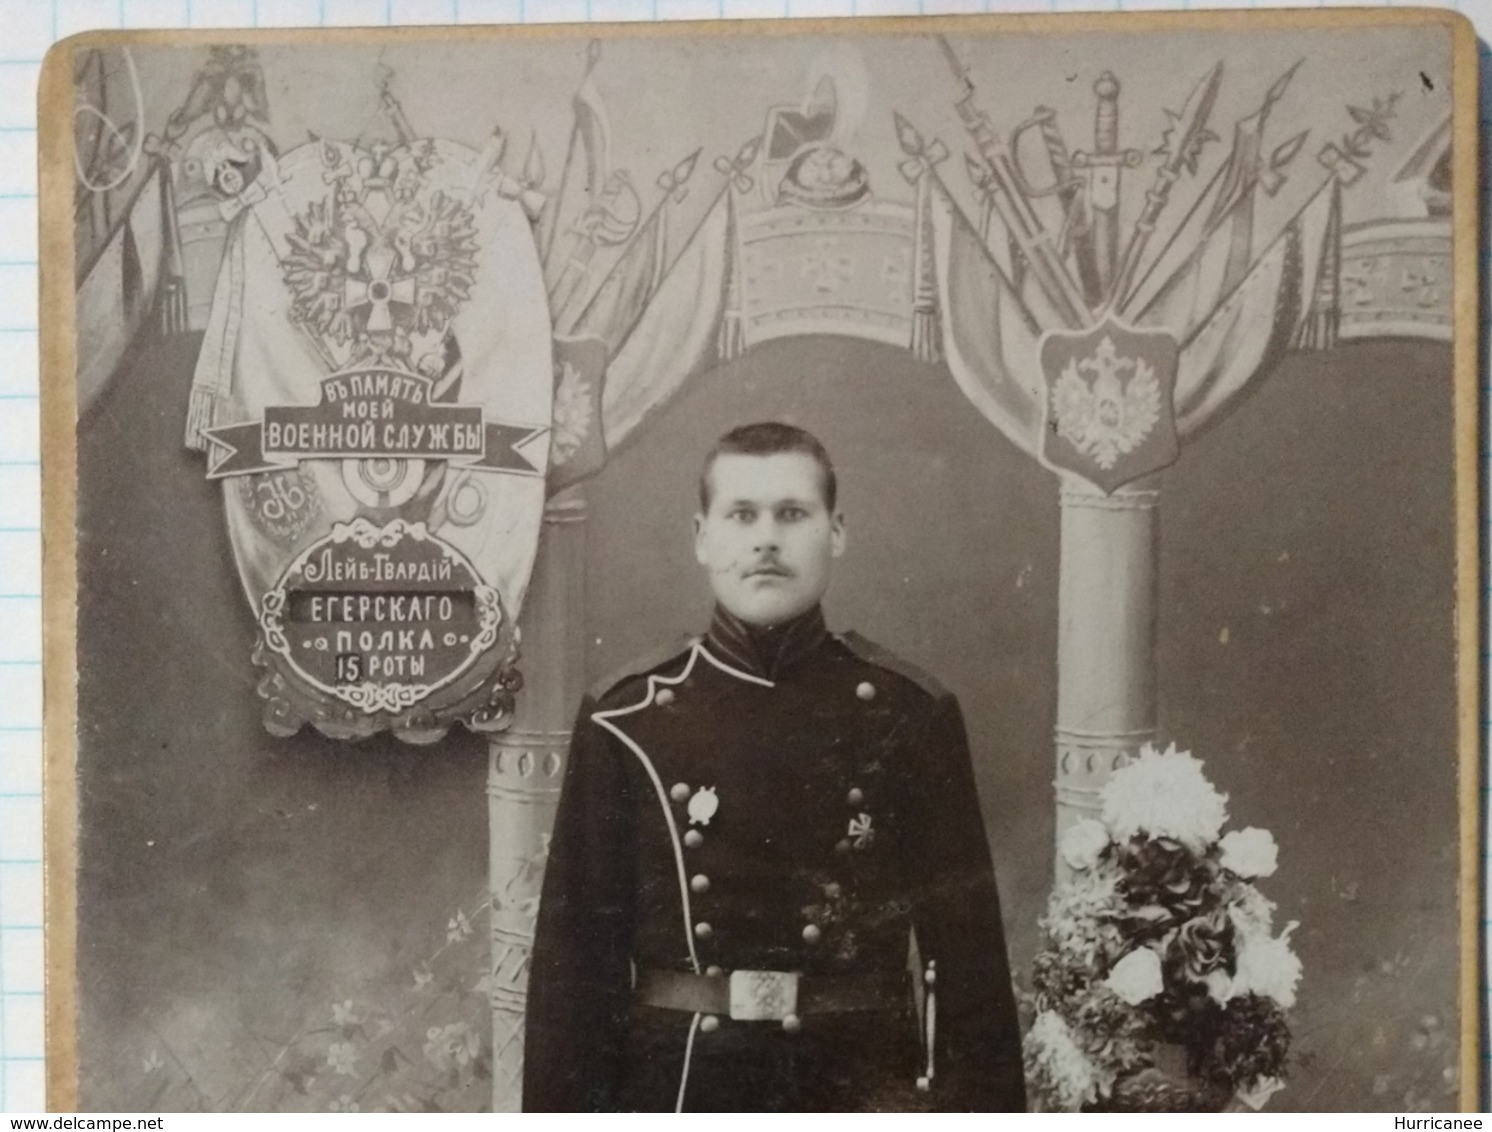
[342,457,427,510]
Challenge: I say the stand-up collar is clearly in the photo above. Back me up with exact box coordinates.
[705,604,829,682]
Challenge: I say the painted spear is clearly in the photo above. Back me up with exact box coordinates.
[1104,61,1223,314]
[1120,62,1307,321]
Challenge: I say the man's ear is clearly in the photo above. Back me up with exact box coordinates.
[830,510,846,558]
[693,512,709,566]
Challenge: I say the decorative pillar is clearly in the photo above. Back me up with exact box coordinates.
[487,486,587,1112]
[1053,480,1159,850]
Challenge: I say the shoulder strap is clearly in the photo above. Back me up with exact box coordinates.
[837,630,949,701]
[587,635,698,703]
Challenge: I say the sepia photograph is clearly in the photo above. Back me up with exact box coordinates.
[38,11,1478,1113]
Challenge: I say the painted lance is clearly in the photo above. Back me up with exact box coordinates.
[1204,61,1303,297]
[1105,60,1223,312]
[1118,61,1308,327]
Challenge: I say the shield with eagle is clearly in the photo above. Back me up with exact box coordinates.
[1038,318,1181,494]
[184,134,553,742]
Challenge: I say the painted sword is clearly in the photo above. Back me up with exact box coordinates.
[937,35,1091,330]
[1069,73,1143,308]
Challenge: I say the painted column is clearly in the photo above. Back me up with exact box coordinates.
[1053,479,1159,851]
[487,486,587,1112]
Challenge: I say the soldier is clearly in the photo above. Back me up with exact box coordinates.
[523,422,1026,1112]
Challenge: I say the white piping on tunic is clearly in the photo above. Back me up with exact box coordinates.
[674,1013,703,1113]
[697,642,776,687]
[591,644,708,975]
[591,641,778,1112]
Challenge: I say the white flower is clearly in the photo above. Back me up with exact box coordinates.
[327,1041,359,1077]
[446,908,472,943]
[1229,885,1278,936]
[1027,1010,1102,1111]
[1100,742,1229,850]
[1236,1076,1286,1110]
[1220,827,1279,878]
[1203,968,1233,1004]
[424,1022,480,1072]
[1104,946,1165,1006]
[1061,819,1110,872]
[1041,865,1125,970]
[1230,920,1302,1009]
[1227,903,1273,965]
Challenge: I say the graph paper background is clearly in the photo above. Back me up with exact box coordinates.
[0,0,1483,1113]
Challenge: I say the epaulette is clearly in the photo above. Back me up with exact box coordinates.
[837,631,949,701]
[587,634,699,703]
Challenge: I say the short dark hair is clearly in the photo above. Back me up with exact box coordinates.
[698,422,837,512]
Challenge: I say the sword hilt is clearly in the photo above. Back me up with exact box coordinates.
[1010,107,1080,199]
[953,116,1089,326]
[1067,73,1141,305]
[1069,73,1143,176]
[937,39,1091,326]
[1095,72,1119,155]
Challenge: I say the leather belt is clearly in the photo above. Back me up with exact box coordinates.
[635,968,909,1022]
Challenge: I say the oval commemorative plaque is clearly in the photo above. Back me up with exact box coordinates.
[259,518,503,720]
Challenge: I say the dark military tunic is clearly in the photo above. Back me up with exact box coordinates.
[523,606,1025,1112]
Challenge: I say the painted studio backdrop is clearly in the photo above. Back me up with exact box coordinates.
[65,22,1459,1112]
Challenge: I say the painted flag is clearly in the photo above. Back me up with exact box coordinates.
[552,184,734,490]
[1174,178,1338,436]
[554,195,667,344]
[926,174,1051,460]
[545,195,672,491]
[574,63,612,198]
[77,162,171,413]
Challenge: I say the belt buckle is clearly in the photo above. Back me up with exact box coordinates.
[728,970,799,1022]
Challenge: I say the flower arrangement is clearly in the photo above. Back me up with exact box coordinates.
[1025,743,1299,1112]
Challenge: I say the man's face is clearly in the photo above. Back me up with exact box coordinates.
[694,452,845,626]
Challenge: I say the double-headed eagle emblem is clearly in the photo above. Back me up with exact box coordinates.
[1040,319,1180,493]
[281,140,480,370]
[1051,335,1162,473]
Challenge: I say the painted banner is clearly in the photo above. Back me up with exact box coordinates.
[185,135,553,741]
